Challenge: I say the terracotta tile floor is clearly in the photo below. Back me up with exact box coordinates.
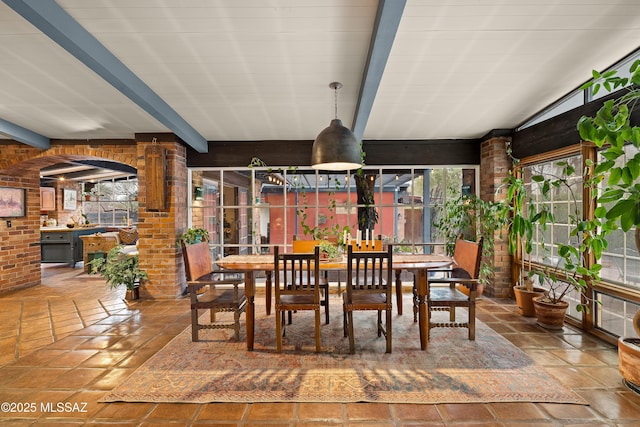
[1,263,640,425]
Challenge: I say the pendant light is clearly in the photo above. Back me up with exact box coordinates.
[311,82,362,171]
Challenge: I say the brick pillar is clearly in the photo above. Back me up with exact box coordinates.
[135,133,188,299]
[480,136,512,298]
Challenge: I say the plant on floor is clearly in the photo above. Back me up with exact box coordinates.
[502,60,640,327]
[433,193,509,289]
[87,245,148,291]
[577,61,640,391]
[502,143,603,324]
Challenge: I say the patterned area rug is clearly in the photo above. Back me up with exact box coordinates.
[103,296,586,404]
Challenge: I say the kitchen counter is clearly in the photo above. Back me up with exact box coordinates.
[40,224,102,232]
[40,226,106,266]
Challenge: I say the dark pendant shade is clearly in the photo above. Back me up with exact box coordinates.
[311,119,362,171]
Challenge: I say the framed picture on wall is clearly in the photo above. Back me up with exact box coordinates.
[0,187,26,218]
[63,188,77,211]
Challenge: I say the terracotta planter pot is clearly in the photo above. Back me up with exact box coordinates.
[619,337,640,393]
[513,286,546,317]
[125,287,140,301]
[533,296,568,329]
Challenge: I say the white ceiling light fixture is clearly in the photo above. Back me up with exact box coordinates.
[311,82,362,171]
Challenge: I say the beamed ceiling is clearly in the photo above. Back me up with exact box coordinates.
[1,0,640,181]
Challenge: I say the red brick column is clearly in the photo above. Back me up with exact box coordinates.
[480,136,512,298]
[135,134,188,299]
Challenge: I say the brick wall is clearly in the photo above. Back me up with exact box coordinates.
[0,173,41,292]
[480,136,513,298]
[0,137,188,298]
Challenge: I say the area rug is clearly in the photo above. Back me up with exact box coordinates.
[102,296,586,404]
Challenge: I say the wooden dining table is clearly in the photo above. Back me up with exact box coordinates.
[216,253,452,351]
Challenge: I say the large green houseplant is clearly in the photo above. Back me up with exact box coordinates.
[503,59,640,328]
[577,61,640,392]
[88,245,148,300]
[433,193,509,296]
[502,144,604,327]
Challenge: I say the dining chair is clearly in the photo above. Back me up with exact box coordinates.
[181,241,247,341]
[274,246,322,352]
[343,244,393,353]
[417,236,483,340]
[292,237,330,324]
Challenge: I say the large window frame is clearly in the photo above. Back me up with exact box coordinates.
[518,145,640,340]
[187,165,478,260]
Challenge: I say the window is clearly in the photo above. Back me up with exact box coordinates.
[521,155,583,270]
[188,166,475,258]
[82,178,138,226]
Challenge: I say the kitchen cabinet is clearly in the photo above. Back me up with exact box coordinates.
[40,226,105,266]
[40,187,55,211]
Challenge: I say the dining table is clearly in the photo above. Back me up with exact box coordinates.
[216,252,453,351]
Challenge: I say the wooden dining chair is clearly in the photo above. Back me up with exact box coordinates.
[343,245,393,353]
[418,236,483,340]
[274,246,322,352]
[292,237,330,324]
[181,241,247,341]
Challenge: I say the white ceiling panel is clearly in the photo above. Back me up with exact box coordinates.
[0,0,639,148]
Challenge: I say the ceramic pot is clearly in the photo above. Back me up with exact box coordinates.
[514,286,546,317]
[533,296,568,329]
[618,336,640,393]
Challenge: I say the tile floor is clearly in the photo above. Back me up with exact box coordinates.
[0,263,639,426]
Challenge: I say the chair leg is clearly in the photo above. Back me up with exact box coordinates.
[233,309,240,341]
[210,309,216,323]
[315,308,321,352]
[276,309,283,352]
[191,308,199,342]
[377,310,382,337]
[323,284,330,324]
[412,275,418,322]
[343,307,348,337]
[386,308,392,353]
[281,311,287,336]
[469,301,476,340]
[450,306,456,322]
[347,311,355,354]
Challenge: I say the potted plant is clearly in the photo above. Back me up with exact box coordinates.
[87,245,148,300]
[318,239,340,261]
[577,61,640,392]
[433,193,510,297]
[180,227,210,245]
[501,60,640,330]
[502,146,605,328]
